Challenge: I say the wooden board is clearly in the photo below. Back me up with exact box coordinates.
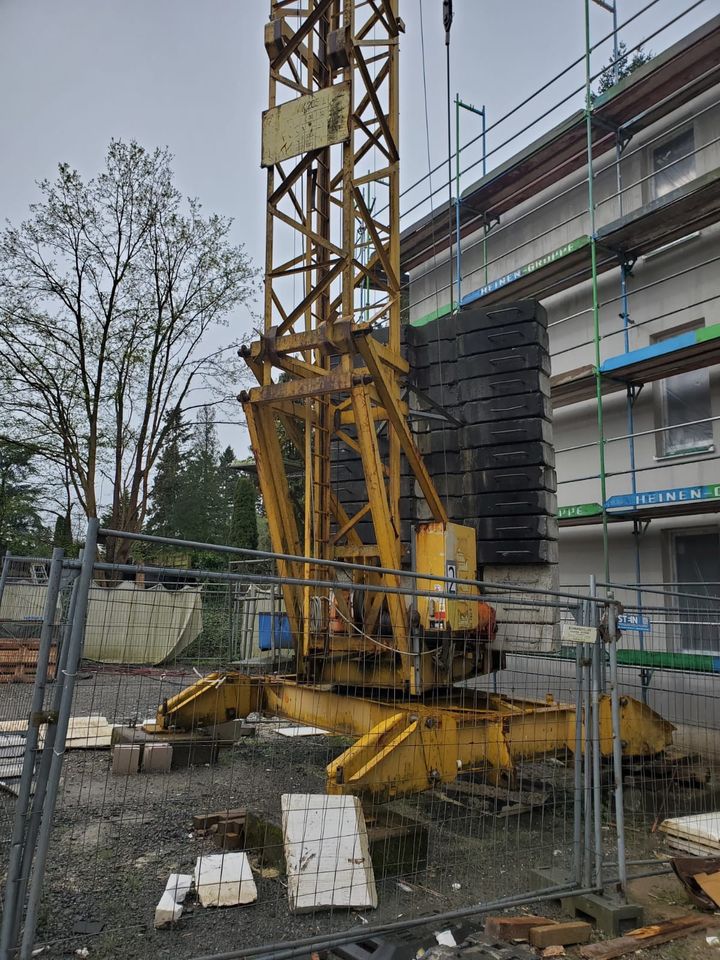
[0,639,57,683]
[0,715,114,749]
[580,915,712,959]
[695,870,720,908]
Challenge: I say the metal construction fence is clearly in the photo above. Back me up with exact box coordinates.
[0,527,718,959]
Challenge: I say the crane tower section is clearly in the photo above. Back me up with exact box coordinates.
[241,1,470,693]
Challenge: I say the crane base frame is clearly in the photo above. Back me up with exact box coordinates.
[146,672,674,801]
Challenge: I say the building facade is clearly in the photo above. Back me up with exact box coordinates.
[402,15,720,652]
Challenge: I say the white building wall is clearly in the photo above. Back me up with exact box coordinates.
[406,84,720,633]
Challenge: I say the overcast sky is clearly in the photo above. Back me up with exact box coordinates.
[0,0,715,465]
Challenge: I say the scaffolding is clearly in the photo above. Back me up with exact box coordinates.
[399,3,720,608]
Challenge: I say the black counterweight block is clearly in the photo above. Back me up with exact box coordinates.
[472,515,559,541]
[476,538,559,564]
[457,300,547,332]
[461,489,557,516]
[458,322,549,356]
[463,418,553,448]
[462,392,552,424]
[464,465,557,494]
[457,370,551,403]
[462,441,556,471]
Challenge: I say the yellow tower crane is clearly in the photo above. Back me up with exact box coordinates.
[147,1,674,799]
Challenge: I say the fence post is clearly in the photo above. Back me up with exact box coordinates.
[18,521,98,960]
[573,626,584,887]
[607,593,628,898]
[588,576,603,890]
[0,550,11,612]
[10,557,83,952]
[0,548,64,960]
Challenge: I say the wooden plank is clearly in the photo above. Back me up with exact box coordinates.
[580,915,712,959]
[485,916,557,942]
[529,922,591,948]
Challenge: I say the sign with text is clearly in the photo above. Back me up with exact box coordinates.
[558,502,603,520]
[561,623,597,645]
[617,613,651,633]
[606,483,720,511]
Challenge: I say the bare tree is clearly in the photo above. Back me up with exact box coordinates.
[0,140,256,562]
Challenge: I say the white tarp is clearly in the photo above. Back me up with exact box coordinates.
[0,581,202,665]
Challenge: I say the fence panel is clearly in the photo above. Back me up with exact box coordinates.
[2,536,658,960]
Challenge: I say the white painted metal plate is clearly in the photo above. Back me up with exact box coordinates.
[262,83,350,167]
[281,793,377,913]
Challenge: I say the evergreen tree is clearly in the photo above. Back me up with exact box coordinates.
[0,443,48,555]
[53,512,75,555]
[595,42,652,97]
[181,407,224,543]
[217,445,237,541]
[230,477,259,550]
[146,409,189,538]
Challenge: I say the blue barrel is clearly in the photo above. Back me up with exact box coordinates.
[258,612,293,650]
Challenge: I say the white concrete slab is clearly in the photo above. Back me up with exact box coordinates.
[154,872,193,927]
[194,853,257,908]
[281,793,377,913]
[154,891,183,927]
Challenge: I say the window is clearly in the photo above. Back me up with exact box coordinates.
[671,530,720,653]
[651,128,695,200]
[653,322,713,458]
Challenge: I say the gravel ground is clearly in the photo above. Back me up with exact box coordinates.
[1,668,717,960]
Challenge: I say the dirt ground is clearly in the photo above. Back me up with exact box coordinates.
[1,668,719,960]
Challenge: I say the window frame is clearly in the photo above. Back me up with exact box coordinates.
[667,526,720,655]
[648,125,696,203]
[652,319,714,459]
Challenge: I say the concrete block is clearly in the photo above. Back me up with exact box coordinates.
[281,793,377,913]
[483,563,560,592]
[194,852,257,908]
[142,743,173,773]
[563,892,643,936]
[154,873,192,928]
[111,744,140,775]
[494,620,561,653]
[154,891,182,927]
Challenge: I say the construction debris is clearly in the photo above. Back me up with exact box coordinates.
[672,857,720,909]
[660,812,720,856]
[193,852,257,908]
[154,873,193,928]
[580,914,715,959]
[281,793,377,913]
[192,808,246,850]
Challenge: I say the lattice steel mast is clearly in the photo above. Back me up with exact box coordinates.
[240,0,447,690]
